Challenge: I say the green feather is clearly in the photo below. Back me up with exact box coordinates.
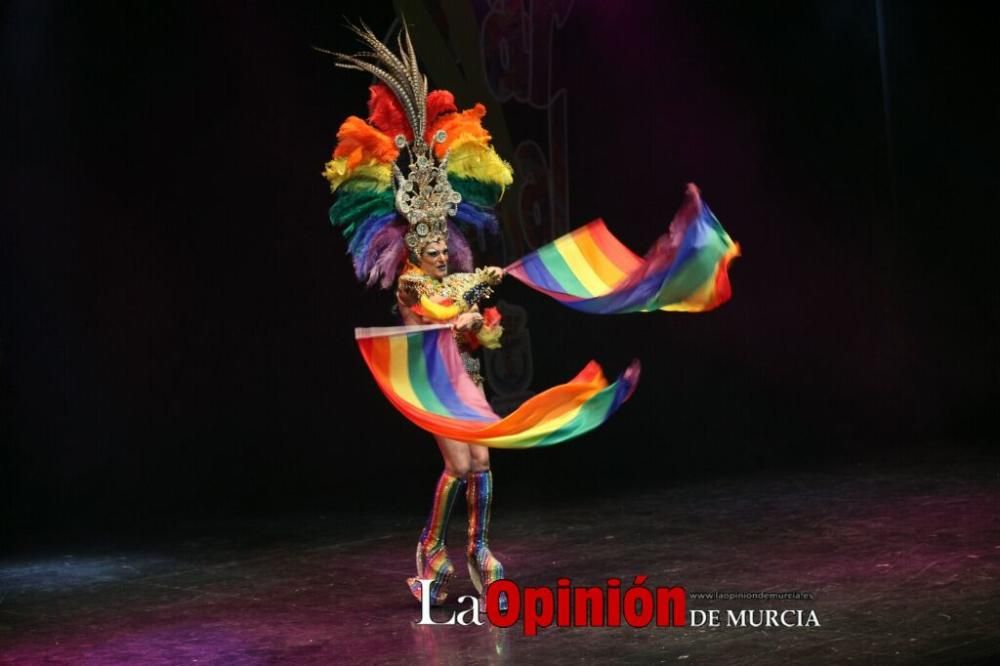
[339,175,391,194]
[329,190,395,238]
[449,175,503,207]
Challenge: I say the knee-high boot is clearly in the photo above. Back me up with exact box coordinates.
[407,470,465,605]
[466,470,506,608]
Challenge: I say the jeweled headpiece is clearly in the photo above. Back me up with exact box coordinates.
[320,21,513,288]
[328,22,460,257]
[394,130,461,254]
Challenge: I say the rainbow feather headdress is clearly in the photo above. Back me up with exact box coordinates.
[320,22,513,288]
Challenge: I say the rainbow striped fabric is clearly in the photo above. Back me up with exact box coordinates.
[355,324,639,448]
[505,184,740,314]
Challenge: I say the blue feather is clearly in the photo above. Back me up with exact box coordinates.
[347,211,397,260]
[453,202,499,235]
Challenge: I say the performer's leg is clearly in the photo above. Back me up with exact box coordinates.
[466,445,507,609]
[406,438,471,605]
[435,436,473,477]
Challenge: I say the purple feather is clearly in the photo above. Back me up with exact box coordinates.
[447,220,473,272]
[362,223,407,289]
[348,212,396,257]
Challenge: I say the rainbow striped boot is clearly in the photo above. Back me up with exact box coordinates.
[466,470,507,611]
[407,471,465,605]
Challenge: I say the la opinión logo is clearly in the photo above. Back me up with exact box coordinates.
[416,576,686,636]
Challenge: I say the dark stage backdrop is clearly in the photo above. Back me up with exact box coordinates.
[3,1,996,540]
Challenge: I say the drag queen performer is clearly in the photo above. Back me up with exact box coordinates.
[320,23,514,607]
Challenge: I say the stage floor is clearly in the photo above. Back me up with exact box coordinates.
[2,461,997,664]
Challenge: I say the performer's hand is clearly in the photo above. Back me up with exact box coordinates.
[396,285,419,307]
[484,266,504,284]
[454,312,484,332]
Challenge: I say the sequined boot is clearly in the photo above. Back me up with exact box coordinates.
[407,471,465,605]
[466,470,507,610]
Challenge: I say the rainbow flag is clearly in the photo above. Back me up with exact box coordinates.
[505,184,740,314]
[355,324,639,448]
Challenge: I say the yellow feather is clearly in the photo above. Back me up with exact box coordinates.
[322,157,350,191]
[447,139,514,186]
[475,323,503,350]
[323,159,392,193]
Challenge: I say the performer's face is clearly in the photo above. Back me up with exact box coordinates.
[419,240,449,279]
